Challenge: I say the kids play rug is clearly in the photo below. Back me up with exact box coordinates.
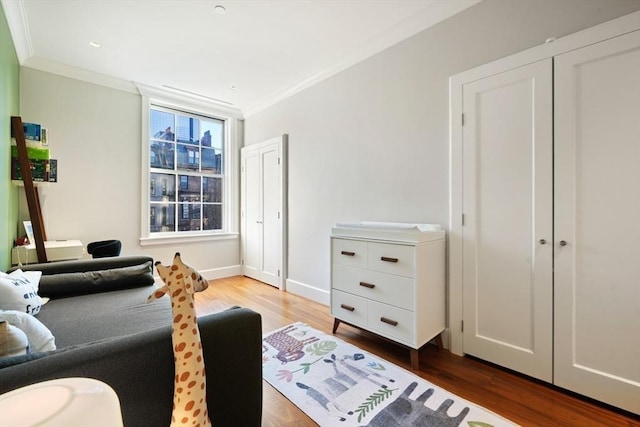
[262,322,517,427]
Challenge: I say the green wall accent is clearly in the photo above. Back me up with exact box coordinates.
[0,4,19,270]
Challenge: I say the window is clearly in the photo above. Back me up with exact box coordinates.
[137,83,240,246]
[148,106,225,235]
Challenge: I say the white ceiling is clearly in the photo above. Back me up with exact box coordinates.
[2,0,480,116]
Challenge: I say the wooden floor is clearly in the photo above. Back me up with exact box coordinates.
[195,276,639,427]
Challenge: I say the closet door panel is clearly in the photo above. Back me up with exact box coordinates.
[260,145,282,285]
[554,30,640,415]
[462,59,553,382]
[242,148,262,281]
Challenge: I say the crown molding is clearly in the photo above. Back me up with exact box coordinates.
[22,56,139,94]
[1,0,33,63]
[242,0,482,118]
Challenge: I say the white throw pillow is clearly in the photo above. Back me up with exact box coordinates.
[0,269,43,315]
[0,310,56,352]
[0,320,29,357]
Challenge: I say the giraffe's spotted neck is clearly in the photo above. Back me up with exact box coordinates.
[148,253,212,427]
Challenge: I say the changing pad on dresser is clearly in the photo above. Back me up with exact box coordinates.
[331,221,445,243]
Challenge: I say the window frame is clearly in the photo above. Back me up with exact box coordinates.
[137,84,241,246]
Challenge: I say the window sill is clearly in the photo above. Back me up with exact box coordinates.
[139,232,238,247]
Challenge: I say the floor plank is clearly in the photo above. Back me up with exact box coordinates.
[195,276,640,427]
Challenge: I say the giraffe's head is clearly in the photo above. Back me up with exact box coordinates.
[147,252,209,302]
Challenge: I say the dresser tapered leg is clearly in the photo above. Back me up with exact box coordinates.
[410,348,420,370]
[332,318,341,334]
[435,333,443,350]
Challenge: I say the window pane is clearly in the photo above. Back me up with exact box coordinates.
[150,141,175,169]
[201,119,223,150]
[151,110,175,141]
[177,115,200,145]
[150,203,175,232]
[178,203,201,231]
[177,144,200,171]
[148,106,226,236]
[150,173,176,202]
[202,148,221,174]
[203,204,222,230]
[203,177,222,202]
[178,175,201,202]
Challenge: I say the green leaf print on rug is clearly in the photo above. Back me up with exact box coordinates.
[356,388,398,422]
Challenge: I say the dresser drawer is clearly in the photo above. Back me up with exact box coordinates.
[368,242,415,277]
[332,264,415,311]
[367,300,416,347]
[332,238,367,269]
[331,289,368,327]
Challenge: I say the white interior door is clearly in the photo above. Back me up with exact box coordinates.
[259,144,282,285]
[554,31,640,414]
[242,148,262,280]
[241,135,287,289]
[462,59,553,382]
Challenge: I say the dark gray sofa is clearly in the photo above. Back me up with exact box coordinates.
[0,256,263,426]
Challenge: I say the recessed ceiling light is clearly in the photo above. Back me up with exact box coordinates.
[89,41,101,48]
[214,5,226,15]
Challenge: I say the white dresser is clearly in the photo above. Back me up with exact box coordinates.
[330,223,445,369]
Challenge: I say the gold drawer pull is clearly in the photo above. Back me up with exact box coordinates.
[380,256,398,263]
[340,304,355,312]
[359,282,375,289]
[380,317,398,327]
[341,251,355,256]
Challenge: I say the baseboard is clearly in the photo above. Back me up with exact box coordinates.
[200,265,242,281]
[285,278,330,306]
[153,264,241,285]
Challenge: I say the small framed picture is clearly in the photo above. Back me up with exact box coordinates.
[23,221,35,247]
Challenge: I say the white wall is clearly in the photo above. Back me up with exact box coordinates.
[19,68,240,276]
[244,0,640,303]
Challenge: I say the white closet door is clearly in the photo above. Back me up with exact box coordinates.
[241,147,263,281]
[462,59,553,382]
[241,136,286,289]
[260,144,282,286]
[554,30,640,414]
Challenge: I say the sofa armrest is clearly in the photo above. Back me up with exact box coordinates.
[0,307,263,427]
[199,307,263,426]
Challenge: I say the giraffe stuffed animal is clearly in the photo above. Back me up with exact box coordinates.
[148,252,212,427]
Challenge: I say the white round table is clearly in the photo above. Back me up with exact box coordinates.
[0,377,123,427]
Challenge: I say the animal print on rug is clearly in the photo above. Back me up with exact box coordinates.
[262,323,518,427]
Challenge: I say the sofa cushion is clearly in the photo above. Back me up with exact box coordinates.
[37,285,172,348]
[0,270,43,315]
[38,261,155,298]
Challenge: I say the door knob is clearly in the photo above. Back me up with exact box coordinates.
[539,239,547,245]
[559,240,568,246]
